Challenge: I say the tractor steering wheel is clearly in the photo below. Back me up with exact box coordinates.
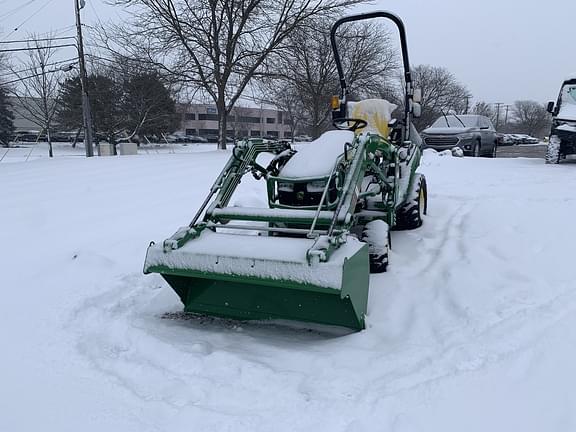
[332,118,367,132]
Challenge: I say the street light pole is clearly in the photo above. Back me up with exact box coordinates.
[74,0,94,157]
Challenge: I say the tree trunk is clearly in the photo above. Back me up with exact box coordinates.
[217,101,228,150]
[71,128,82,148]
[310,101,323,140]
[46,127,53,158]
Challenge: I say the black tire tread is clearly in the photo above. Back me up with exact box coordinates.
[361,220,389,274]
[395,174,427,230]
[546,136,561,164]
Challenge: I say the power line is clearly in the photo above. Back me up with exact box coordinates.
[0,43,77,54]
[0,36,76,45]
[0,0,37,22]
[1,65,74,86]
[31,25,77,40]
[88,0,106,28]
[0,57,78,79]
[3,0,57,40]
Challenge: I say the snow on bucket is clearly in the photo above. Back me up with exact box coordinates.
[144,231,370,330]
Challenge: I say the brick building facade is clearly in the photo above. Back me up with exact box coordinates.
[177,103,293,140]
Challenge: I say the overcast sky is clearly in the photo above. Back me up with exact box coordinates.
[2,0,574,105]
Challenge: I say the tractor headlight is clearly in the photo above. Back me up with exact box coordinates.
[278,182,294,192]
[306,180,328,193]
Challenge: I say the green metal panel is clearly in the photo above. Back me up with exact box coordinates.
[150,244,369,330]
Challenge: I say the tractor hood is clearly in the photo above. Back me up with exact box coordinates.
[421,127,474,135]
[279,130,355,178]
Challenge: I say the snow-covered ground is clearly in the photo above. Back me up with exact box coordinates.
[0,141,215,164]
[1,150,576,431]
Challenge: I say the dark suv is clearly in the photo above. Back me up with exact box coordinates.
[421,114,498,157]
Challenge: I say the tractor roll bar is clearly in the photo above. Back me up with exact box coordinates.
[330,11,412,99]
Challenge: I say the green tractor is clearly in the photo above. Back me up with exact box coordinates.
[143,11,427,331]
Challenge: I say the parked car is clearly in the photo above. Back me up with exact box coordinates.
[517,134,539,144]
[421,114,498,157]
[294,134,312,142]
[186,135,208,143]
[499,134,515,146]
[13,131,42,143]
[203,135,234,143]
[51,132,73,142]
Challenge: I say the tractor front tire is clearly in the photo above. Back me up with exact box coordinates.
[546,135,561,164]
[362,219,390,273]
[396,173,427,230]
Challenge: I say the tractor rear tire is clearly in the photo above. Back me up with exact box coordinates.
[546,135,561,164]
[395,173,427,230]
[362,219,390,273]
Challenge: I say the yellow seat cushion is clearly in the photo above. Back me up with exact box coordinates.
[349,99,397,138]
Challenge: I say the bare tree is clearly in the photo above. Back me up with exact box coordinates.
[8,36,64,157]
[512,100,550,137]
[105,0,367,149]
[472,101,497,125]
[0,54,15,147]
[411,65,472,130]
[258,79,304,139]
[261,20,399,139]
[228,103,253,141]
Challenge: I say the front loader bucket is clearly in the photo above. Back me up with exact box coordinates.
[144,231,369,330]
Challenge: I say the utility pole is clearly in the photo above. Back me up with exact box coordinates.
[494,102,504,131]
[504,104,510,128]
[74,0,94,157]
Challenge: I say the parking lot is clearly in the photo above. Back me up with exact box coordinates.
[497,143,547,159]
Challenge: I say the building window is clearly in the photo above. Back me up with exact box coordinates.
[266,131,279,137]
[184,113,196,120]
[278,112,283,123]
[199,128,219,135]
[284,131,292,138]
[185,128,197,135]
[239,116,261,124]
[250,130,261,137]
[266,118,275,124]
[199,113,219,121]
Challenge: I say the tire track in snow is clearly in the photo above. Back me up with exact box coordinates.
[66,274,328,417]
[357,188,576,407]
[362,284,576,403]
[410,200,475,278]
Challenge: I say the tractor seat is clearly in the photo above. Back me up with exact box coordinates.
[349,99,397,139]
